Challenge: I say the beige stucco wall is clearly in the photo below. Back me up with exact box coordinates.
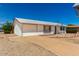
[37,25,43,32]
[22,24,44,36]
[22,24,44,32]
[56,26,61,34]
[51,25,55,34]
[22,24,38,32]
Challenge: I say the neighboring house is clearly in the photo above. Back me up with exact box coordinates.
[13,18,66,36]
[66,26,79,33]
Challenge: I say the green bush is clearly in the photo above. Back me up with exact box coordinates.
[2,21,13,34]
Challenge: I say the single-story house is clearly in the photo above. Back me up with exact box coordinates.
[13,18,66,36]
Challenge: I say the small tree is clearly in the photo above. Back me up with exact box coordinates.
[2,21,13,34]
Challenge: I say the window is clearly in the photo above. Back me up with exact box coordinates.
[60,26,65,31]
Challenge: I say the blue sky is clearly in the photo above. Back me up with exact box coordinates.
[0,3,79,25]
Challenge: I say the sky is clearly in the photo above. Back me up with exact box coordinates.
[0,3,79,25]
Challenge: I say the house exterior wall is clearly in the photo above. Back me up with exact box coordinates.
[14,20,22,36]
[63,26,66,33]
[22,24,44,32]
[56,26,61,34]
[22,24,60,36]
[37,25,43,32]
[51,25,55,34]
[22,24,37,32]
[56,26,66,34]
[22,24,44,36]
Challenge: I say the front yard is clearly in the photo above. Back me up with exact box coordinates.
[0,32,79,55]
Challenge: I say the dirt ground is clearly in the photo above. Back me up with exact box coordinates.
[1,32,79,56]
[0,32,56,56]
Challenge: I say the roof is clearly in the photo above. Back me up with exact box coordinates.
[66,26,79,28]
[15,17,66,26]
[73,3,79,7]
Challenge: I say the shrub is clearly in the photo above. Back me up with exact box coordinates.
[2,21,13,34]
